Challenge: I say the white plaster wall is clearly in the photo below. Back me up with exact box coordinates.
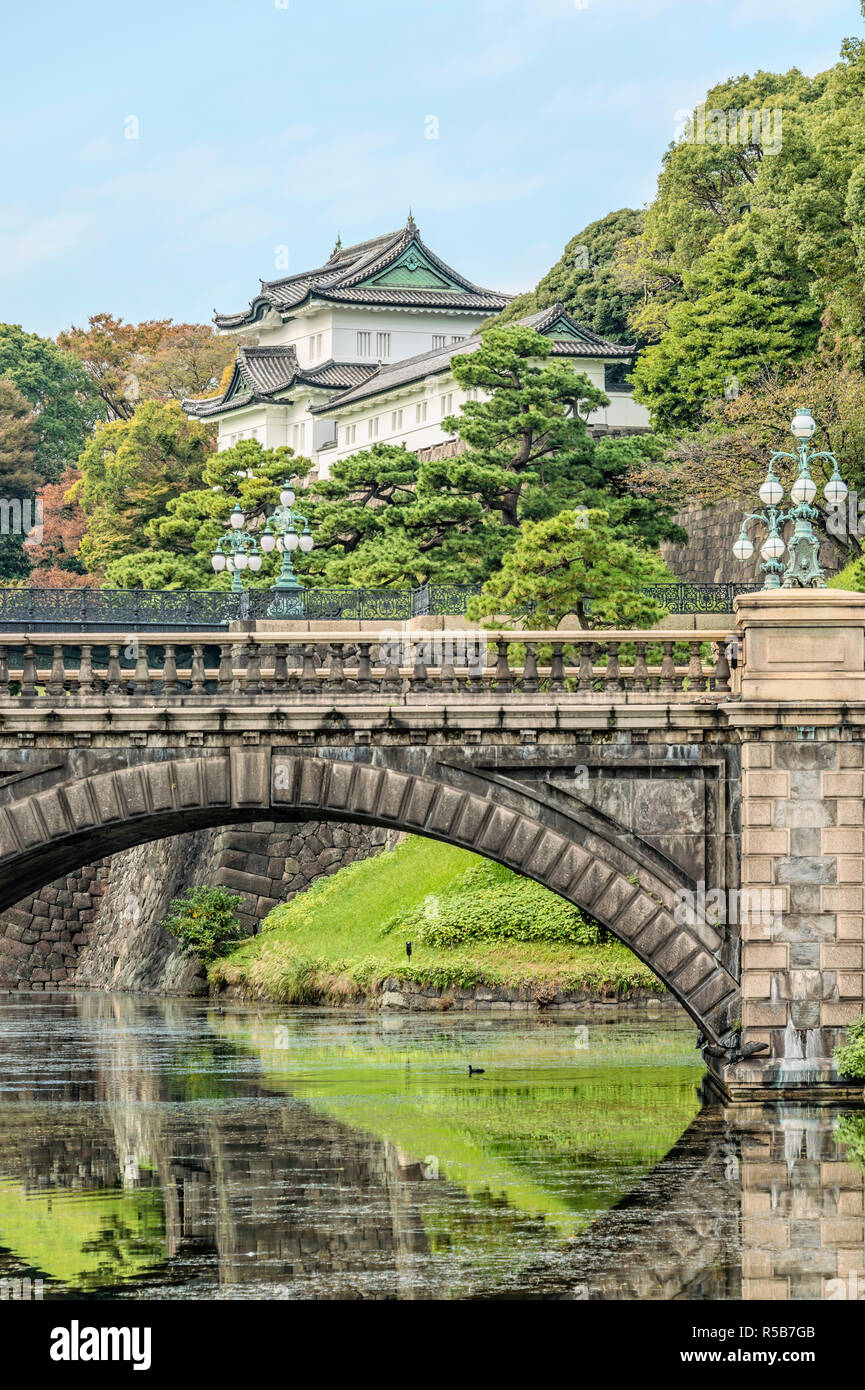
[328,308,485,364]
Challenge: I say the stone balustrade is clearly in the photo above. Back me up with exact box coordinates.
[0,629,733,702]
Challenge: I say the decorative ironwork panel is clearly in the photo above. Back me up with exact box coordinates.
[639,583,761,613]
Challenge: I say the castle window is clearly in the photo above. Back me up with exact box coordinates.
[343,423,357,445]
[440,392,453,417]
[357,331,372,356]
[451,335,466,344]
[415,401,428,424]
[376,332,391,359]
[391,409,403,431]
[432,335,447,349]
[367,416,379,440]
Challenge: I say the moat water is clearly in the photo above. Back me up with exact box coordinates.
[0,994,862,1300]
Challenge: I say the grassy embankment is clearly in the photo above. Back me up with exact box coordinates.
[210,835,664,1004]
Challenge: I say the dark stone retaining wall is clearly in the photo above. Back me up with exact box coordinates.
[0,862,110,991]
[214,974,676,1013]
[0,821,396,995]
[661,499,848,585]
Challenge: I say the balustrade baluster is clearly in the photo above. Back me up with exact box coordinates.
[356,642,374,693]
[299,644,319,694]
[217,644,234,695]
[272,643,289,693]
[244,641,262,695]
[411,638,431,691]
[162,645,178,696]
[577,643,595,692]
[687,641,704,692]
[467,644,485,693]
[521,642,539,693]
[494,638,513,693]
[381,640,402,694]
[77,644,94,698]
[549,643,566,693]
[439,644,458,693]
[48,644,66,699]
[107,644,123,695]
[604,642,621,694]
[20,644,36,698]
[133,644,151,696]
[190,644,206,696]
[659,641,676,694]
[632,642,649,693]
[713,640,732,694]
[326,643,347,691]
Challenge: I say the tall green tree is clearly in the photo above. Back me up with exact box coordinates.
[0,381,42,580]
[467,508,671,629]
[104,436,311,590]
[631,221,821,430]
[72,402,215,577]
[305,327,683,588]
[0,324,103,480]
[496,209,645,344]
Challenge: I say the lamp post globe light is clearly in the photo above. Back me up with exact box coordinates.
[733,408,848,590]
[210,500,263,592]
[259,478,315,593]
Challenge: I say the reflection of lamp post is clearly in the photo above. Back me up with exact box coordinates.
[210,500,263,591]
[259,479,315,592]
[733,408,848,589]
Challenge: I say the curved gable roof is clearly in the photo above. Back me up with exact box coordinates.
[214,219,511,329]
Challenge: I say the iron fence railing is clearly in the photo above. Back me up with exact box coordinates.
[0,585,484,630]
[638,582,761,613]
[0,581,754,630]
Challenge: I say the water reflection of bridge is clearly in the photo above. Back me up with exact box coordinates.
[0,995,863,1300]
[509,1100,865,1301]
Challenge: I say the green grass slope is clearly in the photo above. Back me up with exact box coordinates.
[210,836,663,1003]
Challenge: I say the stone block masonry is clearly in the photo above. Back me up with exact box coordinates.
[739,736,864,1065]
[0,862,109,990]
[0,821,395,995]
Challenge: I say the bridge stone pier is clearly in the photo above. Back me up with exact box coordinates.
[0,592,863,1099]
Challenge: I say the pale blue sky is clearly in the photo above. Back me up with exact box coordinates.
[1,0,858,337]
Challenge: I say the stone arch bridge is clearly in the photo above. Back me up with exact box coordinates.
[0,589,863,1100]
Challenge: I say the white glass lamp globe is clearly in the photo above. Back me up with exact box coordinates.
[761,534,785,560]
[825,475,848,506]
[248,553,262,572]
[791,409,816,440]
[211,553,226,572]
[229,504,245,530]
[790,474,817,505]
[280,484,295,507]
[733,533,754,561]
[299,532,314,554]
[234,551,248,570]
[759,474,783,506]
[284,530,299,552]
[260,532,276,553]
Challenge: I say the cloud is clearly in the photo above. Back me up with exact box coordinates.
[0,211,95,276]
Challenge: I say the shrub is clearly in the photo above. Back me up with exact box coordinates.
[380,859,605,948]
[161,885,246,963]
[834,1014,865,1080]
[835,1115,865,1171]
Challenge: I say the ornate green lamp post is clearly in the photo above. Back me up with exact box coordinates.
[258,479,315,592]
[210,501,263,591]
[733,408,848,589]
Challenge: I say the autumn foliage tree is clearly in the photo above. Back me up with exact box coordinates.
[25,468,99,588]
[58,313,238,420]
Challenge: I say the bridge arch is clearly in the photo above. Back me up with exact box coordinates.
[0,751,739,1042]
